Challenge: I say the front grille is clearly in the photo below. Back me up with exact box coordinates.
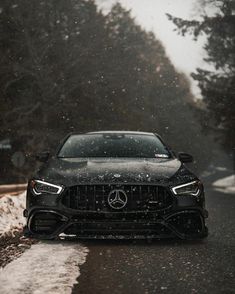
[61,184,173,212]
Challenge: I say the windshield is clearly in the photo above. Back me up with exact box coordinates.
[58,134,170,158]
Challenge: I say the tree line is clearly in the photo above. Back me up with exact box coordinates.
[0,0,212,182]
[168,0,235,150]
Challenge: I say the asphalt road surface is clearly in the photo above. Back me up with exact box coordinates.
[73,179,235,294]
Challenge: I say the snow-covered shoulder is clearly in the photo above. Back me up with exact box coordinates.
[0,192,26,237]
[213,175,235,195]
[0,241,88,294]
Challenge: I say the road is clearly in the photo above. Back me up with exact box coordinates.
[0,173,234,294]
[73,180,235,294]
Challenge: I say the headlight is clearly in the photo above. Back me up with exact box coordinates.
[30,180,63,195]
[171,181,201,196]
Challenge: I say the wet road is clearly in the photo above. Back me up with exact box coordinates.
[73,181,235,294]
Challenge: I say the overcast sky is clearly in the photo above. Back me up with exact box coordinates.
[96,0,209,98]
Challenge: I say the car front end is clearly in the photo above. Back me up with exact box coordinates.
[24,131,208,240]
[24,176,208,240]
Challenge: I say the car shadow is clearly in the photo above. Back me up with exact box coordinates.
[42,236,207,248]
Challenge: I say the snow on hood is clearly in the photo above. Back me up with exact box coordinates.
[36,157,184,186]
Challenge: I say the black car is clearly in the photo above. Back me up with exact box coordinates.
[24,131,208,240]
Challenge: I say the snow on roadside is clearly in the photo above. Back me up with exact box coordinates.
[0,241,89,294]
[0,192,26,237]
[0,192,89,293]
[213,175,235,195]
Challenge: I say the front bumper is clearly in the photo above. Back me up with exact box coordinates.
[24,208,208,240]
[25,181,208,240]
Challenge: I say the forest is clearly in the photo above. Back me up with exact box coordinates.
[0,0,223,182]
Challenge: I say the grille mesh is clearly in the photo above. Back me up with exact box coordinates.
[61,184,173,211]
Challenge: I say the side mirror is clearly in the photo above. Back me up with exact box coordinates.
[35,151,50,163]
[178,152,193,163]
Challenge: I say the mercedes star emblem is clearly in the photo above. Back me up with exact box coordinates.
[108,189,128,210]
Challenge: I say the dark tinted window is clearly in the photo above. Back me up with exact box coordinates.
[58,134,170,158]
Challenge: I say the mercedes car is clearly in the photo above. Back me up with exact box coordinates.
[24,131,208,240]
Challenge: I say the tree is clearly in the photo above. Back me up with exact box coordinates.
[0,0,212,182]
[167,0,235,149]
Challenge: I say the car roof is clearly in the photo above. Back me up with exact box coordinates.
[86,131,156,136]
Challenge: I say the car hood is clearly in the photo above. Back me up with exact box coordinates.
[36,157,196,186]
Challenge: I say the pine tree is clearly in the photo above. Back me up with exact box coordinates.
[0,0,213,181]
[167,0,235,149]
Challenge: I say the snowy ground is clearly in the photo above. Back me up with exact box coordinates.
[213,175,235,195]
[0,192,26,237]
[0,191,88,293]
[0,242,88,294]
